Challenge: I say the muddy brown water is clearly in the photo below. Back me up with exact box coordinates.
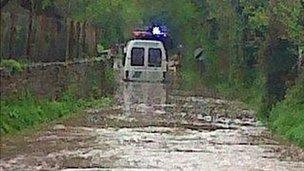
[1,79,304,171]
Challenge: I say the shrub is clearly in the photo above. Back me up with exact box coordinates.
[0,59,27,74]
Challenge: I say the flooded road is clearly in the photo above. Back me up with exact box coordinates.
[1,80,304,170]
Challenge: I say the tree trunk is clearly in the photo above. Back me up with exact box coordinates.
[8,11,17,59]
[82,21,87,55]
[67,20,75,60]
[75,21,81,58]
[260,0,279,117]
[0,11,4,57]
[65,0,71,61]
[26,9,34,59]
[299,45,303,70]
[94,27,99,56]
[65,18,70,61]
[50,18,59,61]
[39,15,46,58]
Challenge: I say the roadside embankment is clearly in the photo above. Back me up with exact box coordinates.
[179,67,304,148]
[269,73,304,148]
[0,58,115,134]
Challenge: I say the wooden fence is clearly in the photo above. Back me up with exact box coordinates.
[1,8,101,62]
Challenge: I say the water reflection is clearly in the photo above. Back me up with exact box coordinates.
[118,82,168,116]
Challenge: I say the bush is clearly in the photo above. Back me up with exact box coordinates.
[0,59,27,74]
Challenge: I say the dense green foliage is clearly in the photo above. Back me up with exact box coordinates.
[193,0,303,146]
[38,0,201,53]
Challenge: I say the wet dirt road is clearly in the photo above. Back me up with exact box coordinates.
[1,81,304,170]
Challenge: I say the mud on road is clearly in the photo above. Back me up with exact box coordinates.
[1,81,304,170]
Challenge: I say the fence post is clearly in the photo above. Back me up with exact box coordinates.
[26,2,34,60]
[65,18,71,61]
[299,45,303,71]
[8,11,17,59]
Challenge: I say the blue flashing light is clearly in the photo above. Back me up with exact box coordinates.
[151,26,168,37]
[152,27,161,35]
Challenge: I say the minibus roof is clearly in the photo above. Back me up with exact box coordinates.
[128,39,164,48]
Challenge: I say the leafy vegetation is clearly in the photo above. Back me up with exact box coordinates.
[0,91,112,134]
[193,0,303,146]
[269,74,304,148]
[0,59,27,74]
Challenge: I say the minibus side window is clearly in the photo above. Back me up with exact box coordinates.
[131,47,144,66]
[148,48,162,67]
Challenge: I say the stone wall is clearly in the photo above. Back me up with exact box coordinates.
[0,59,113,100]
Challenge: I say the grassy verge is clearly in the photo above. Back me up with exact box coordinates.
[212,76,304,147]
[181,67,303,148]
[269,74,304,148]
[0,91,112,135]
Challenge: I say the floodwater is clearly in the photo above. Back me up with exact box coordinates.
[1,79,304,170]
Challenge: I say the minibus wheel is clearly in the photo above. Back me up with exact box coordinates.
[162,72,168,83]
[123,70,130,81]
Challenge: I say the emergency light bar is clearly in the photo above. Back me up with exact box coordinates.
[132,26,168,39]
